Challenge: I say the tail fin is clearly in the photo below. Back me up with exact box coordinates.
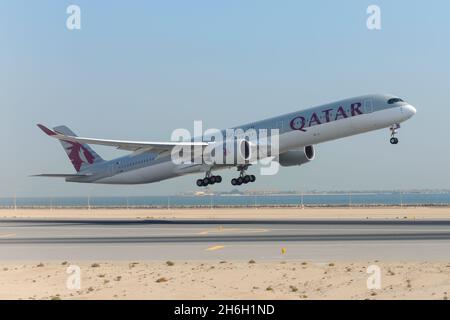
[38,124,104,172]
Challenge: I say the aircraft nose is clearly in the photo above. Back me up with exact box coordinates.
[402,104,417,118]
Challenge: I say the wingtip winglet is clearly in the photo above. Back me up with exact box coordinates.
[37,124,57,136]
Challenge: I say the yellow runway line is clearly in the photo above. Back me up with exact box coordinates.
[0,233,16,238]
[206,245,225,251]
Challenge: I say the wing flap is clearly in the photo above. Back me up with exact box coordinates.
[31,174,92,178]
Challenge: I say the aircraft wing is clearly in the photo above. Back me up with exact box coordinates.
[37,124,209,153]
[31,174,92,178]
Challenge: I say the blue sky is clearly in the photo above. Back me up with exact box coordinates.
[1,1,450,197]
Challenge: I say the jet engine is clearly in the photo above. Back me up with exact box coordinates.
[277,145,315,167]
[201,138,259,165]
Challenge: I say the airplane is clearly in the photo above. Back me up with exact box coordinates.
[35,94,416,187]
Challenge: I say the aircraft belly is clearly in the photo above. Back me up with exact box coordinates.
[96,161,177,184]
[279,108,401,149]
[351,107,398,131]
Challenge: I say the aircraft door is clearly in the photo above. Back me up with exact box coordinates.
[110,161,121,176]
[352,98,375,131]
[276,120,284,133]
[363,99,373,114]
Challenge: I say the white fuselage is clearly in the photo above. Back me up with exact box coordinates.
[84,94,416,185]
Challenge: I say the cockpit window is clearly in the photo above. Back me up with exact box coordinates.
[387,98,404,104]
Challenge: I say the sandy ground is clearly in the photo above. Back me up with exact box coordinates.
[0,261,449,300]
[2,207,450,220]
[1,208,450,300]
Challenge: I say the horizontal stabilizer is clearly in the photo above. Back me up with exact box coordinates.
[31,174,92,178]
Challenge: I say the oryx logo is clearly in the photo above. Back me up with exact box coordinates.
[64,140,95,171]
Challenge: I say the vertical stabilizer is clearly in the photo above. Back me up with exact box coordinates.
[52,125,104,172]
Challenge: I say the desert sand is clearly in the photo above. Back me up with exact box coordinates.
[1,207,450,300]
[2,206,450,220]
[0,261,449,300]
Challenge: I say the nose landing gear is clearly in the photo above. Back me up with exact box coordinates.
[389,124,400,145]
[390,137,399,145]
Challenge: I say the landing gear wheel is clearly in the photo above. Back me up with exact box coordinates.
[231,165,256,186]
[389,124,400,145]
[390,137,399,145]
[197,171,223,187]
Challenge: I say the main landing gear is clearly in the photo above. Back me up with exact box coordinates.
[389,123,400,145]
[231,167,256,186]
[196,171,222,187]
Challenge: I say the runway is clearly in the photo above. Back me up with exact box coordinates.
[1,219,450,261]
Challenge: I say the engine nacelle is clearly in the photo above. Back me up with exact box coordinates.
[277,145,315,167]
[202,139,257,165]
